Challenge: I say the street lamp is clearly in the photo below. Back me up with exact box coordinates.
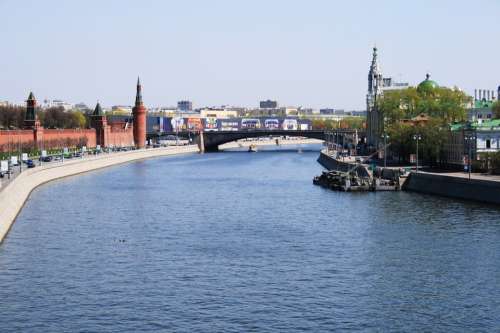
[464,134,476,180]
[381,132,390,168]
[413,134,422,173]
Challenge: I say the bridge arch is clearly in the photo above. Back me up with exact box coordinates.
[195,130,326,152]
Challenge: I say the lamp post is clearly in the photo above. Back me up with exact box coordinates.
[413,134,422,173]
[381,132,389,168]
[17,129,22,173]
[464,134,476,180]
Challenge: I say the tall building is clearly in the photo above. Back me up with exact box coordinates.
[132,77,146,147]
[366,47,384,148]
[260,100,278,109]
[366,47,409,149]
[177,100,193,111]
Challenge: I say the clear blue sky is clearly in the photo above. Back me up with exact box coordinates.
[0,0,498,109]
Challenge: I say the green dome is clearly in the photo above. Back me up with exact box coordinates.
[417,73,439,93]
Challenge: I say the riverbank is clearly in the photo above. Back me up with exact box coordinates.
[403,171,500,204]
[220,138,323,150]
[0,145,199,243]
[317,149,500,203]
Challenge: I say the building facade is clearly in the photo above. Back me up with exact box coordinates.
[260,100,278,109]
[467,88,498,122]
[177,100,193,112]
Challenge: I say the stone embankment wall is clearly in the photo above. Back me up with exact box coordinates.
[403,172,500,204]
[317,150,370,178]
[0,145,199,243]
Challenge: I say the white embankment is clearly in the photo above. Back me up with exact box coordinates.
[219,138,323,150]
[0,145,199,243]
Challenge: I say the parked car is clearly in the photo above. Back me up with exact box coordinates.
[26,160,35,168]
[40,156,53,162]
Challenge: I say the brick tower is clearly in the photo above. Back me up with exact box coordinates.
[91,102,109,147]
[132,77,146,148]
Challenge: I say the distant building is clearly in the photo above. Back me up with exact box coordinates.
[444,120,500,169]
[111,105,133,114]
[260,100,278,109]
[347,110,367,117]
[177,100,193,111]
[0,101,10,107]
[74,103,92,113]
[199,108,238,119]
[320,108,334,115]
[468,88,498,122]
[42,99,73,110]
[382,77,409,92]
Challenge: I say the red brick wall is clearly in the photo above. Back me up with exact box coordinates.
[0,130,36,152]
[0,124,133,152]
[42,129,96,149]
[107,128,134,147]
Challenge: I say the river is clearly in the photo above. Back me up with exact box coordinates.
[1,144,499,332]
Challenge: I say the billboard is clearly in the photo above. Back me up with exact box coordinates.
[187,118,203,131]
[241,118,261,129]
[146,116,312,133]
[219,119,240,131]
[171,117,185,131]
[264,118,280,130]
[204,117,218,131]
[282,119,298,130]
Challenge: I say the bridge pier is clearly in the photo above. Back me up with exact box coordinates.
[198,131,205,153]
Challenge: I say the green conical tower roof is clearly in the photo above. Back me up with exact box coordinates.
[93,102,103,116]
[25,91,36,121]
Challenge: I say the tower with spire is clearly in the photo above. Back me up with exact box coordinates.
[24,92,39,129]
[24,91,44,147]
[91,101,109,147]
[366,47,384,149]
[132,77,146,147]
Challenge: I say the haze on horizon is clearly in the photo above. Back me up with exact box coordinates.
[0,0,498,110]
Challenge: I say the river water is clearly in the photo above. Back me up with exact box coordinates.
[1,144,499,332]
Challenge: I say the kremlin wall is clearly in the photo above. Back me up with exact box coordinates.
[0,79,146,153]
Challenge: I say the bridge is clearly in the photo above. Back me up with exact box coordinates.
[148,129,365,152]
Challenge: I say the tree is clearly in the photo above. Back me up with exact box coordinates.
[492,101,500,119]
[378,86,471,163]
[71,111,88,128]
[0,105,25,129]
